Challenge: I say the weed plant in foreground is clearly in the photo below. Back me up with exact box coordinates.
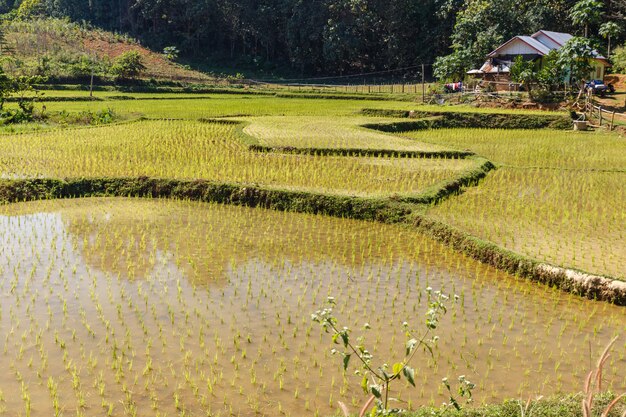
[0,198,624,417]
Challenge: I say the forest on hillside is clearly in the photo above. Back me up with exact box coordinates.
[3,0,626,77]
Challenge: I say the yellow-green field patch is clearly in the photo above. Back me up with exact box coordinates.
[0,120,474,197]
[243,116,447,151]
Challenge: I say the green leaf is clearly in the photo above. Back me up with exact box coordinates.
[361,376,368,394]
[340,332,349,347]
[332,333,339,344]
[406,338,418,356]
[382,369,391,381]
[371,385,382,399]
[403,366,415,387]
[392,362,403,376]
[343,354,351,371]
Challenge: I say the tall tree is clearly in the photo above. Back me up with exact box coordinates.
[322,0,383,73]
[286,0,327,73]
[570,0,604,37]
[599,21,621,58]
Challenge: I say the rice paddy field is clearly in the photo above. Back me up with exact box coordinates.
[0,197,625,417]
[0,119,476,197]
[398,128,626,279]
[0,92,624,417]
[243,116,445,151]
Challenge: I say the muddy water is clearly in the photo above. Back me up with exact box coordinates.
[0,198,624,417]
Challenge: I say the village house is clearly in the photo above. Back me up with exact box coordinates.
[468,30,610,88]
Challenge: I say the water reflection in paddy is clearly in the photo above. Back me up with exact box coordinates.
[0,198,623,417]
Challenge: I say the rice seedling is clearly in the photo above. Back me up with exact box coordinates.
[0,93,623,416]
[29,93,557,121]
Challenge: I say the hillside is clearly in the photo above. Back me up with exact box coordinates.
[1,18,216,83]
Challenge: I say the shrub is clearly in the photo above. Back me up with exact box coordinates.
[110,51,146,79]
[611,45,626,73]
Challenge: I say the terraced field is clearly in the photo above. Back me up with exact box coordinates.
[0,92,624,417]
[398,128,626,279]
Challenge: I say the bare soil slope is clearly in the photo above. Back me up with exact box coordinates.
[3,18,213,83]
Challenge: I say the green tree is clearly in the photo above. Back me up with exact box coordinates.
[286,0,327,74]
[610,45,626,73]
[569,0,604,38]
[163,46,179,61]
[510,52,564,102]
[557,37,595,86]
[110,51,146,78]
[0,66,44,123]
[536,50,564,91]
[433,48,472,81]
[434,0,552,80]
[510,55,537,93]
[16,0,46,18]
[322,0,383,73]
[599,21,621,59]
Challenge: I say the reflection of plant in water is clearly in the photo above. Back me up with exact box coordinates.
[59,198,447,283]
[312,289,474,416]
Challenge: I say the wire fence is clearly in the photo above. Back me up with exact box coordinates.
[249,80,433,96]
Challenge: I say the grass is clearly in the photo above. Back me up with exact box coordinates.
[33,95,415,119]
[398,128,626,279]
[4,17,212,82]
[20,94,564,120]
[405,393,626,417]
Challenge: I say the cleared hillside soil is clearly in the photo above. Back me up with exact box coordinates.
[4,18,213,82]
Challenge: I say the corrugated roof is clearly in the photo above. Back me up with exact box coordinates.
[533,30,607,59]
[480,30,610,71]
[518,36,552,55]
[478,61,510,73]
[532,30,572,47]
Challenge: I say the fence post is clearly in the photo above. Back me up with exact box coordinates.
[421,63,426,104]
[611,111,616,131]
[599,106,603,126]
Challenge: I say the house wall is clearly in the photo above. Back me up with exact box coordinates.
[591,62,605,80]
[561,60,606,84]
[496,39,540,56]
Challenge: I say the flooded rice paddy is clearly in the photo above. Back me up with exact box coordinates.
[0,198,624,417]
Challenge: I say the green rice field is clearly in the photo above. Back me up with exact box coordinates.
[0,92,624,417]
[399,128,626,279]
